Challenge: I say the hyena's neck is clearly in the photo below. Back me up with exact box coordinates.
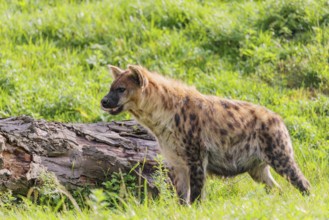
[130,80,200,136]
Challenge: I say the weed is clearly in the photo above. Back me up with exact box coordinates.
[257,1,313,38]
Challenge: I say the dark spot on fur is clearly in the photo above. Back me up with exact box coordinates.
[181,108,186,121]
[225,152,233,161]
[190,113,197,121]
[263,133,274,150]
[249,109,255,114]
[268,118,274,126]
[175,113,180,127]
[190,124,196,133]
[227,111,234,118]
[245,143,250,151]
[196,167,203,175]
[233,105,240,111]
[259,135,265,144]
[220,101,230,109]
[188,129,193,137]
[184,96,190,104]
[280,156,289,167]
[220,129,228,136]
[227,123,234,130]
[265,137,275,155]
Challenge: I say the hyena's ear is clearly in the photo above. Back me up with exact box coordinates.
[128,65,149,90]
[108,65,124,79]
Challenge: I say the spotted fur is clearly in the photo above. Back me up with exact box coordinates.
[101,65,310,204]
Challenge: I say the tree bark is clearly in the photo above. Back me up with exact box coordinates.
[0,116,161,195]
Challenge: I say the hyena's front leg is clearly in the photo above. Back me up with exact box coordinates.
[188,156,208,203]
[172,165,190,204]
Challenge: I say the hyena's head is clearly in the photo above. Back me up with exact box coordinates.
[101,64,148,115]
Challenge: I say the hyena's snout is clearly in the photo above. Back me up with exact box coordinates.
[101,93,118,108]
[101,93,124,115]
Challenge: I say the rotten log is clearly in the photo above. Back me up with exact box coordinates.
[0,116,162,195]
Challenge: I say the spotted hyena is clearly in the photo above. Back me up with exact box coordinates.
[101,64,310,204]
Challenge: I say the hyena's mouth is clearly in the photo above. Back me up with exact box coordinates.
[102,105,124,115]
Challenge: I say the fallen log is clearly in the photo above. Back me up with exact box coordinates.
[0,116,161,195]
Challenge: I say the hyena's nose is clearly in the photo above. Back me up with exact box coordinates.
[101,98,109,107]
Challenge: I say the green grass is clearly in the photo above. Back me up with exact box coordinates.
[0,0,329,219]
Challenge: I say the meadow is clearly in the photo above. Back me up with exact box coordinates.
[0,0,329,219]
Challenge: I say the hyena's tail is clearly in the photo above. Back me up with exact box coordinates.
[269,156,310,195]
[284,162,310,195]
[262,125,310,195]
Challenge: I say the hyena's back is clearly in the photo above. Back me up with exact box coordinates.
[194,97,310,194]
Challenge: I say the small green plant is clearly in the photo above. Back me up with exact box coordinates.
[26,171,80,212]
[101,171,138,208]
[258,1,313,38]
[0,190,17,208]
[151,155,175,202]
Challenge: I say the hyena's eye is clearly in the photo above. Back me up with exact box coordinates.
[116,87,126,93]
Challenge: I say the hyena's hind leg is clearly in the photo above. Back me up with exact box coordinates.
[248,163,282,193]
